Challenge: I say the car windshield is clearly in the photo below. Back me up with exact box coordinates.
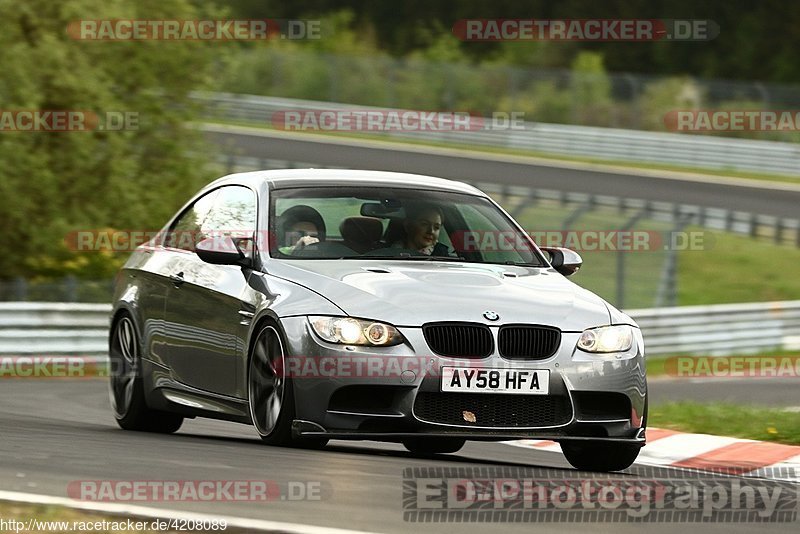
[269,186,546,267]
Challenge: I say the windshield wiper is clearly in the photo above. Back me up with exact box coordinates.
[342,254,466,261]
[403,255,467,262]
[503,260,545,267]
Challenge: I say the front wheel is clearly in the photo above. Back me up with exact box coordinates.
[248,323,328,449]
[560,440,641,472]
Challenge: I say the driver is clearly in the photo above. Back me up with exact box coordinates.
[278,205,326,254]
[394,203,449,256]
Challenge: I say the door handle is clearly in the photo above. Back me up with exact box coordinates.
[169,272,185,286]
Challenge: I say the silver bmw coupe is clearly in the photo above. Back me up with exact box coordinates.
[109,169,647,472]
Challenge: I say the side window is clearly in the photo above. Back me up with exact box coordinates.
[205,186,257,258]
[204,186,257,236]
[166,190,219,252]
[165,186,256,252]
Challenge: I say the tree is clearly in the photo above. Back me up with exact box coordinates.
[0,0,224,279]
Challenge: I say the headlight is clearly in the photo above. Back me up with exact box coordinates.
[577,325,634,353]
[308,316,404,346]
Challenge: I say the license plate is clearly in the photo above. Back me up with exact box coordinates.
[441,367,549,395]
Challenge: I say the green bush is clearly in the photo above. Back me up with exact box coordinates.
[0,0,222,280]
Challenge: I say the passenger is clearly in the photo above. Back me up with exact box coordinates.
[394,204,449,256]
[278,205,326,254]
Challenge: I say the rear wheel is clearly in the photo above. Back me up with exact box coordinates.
[109,315,183,433]
[560,440,641,472]
[248,323,328,448]
[403,437,466,455]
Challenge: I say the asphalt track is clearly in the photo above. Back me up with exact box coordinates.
[204,126,800,219]
[0,379,794,533]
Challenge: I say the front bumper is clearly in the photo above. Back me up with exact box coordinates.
[280,316,647,444]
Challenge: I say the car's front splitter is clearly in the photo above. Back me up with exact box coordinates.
[291,419,647,446]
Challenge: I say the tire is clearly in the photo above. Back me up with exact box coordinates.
[248,323,328,449]
[403,437,466,455]
[109,314,183,433]
[560,440,641,472]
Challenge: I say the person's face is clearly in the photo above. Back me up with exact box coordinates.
[406,210,442,250]
[285,221,318,245]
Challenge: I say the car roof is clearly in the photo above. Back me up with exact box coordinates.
[202,169,486,196]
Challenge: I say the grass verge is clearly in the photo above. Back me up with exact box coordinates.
[649,402,800,446]
[0,501,208,533]
[677,229,800,305]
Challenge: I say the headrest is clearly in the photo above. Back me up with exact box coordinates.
[339,217,383,245]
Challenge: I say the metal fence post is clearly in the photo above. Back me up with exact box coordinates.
[655,215,691,307]
[616,206,649,308]
[328,55,338,102]
[655,240,679,308]
[12,277,27,301]
[562,197,595,229]
[64,276,78,302]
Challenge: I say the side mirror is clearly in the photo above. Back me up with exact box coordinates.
[195,236,248,266]
[541,247,582,276]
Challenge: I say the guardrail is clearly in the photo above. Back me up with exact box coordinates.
[2,301,798,360]
[196,92,800,176]
[632,300,800,355]
[0,303,109,358]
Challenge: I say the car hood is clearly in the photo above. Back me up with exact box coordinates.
[267,260,611,330]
